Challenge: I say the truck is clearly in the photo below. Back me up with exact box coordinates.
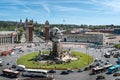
[2,69,20,78]
[1,49,14,56]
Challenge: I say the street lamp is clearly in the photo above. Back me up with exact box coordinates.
[86,45,89,65]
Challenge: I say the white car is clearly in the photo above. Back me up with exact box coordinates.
[0,59,3,66]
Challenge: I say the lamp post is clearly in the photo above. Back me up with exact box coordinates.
[86,45,89,65]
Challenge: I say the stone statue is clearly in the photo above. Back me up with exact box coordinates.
[50,27,63,58]
[50,27,62,42]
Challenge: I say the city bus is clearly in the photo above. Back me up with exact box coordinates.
[92,66,105,74]
[92,64,113,74]
[108,64,120,74]
[2,69,20,78]
[25,69,48,75]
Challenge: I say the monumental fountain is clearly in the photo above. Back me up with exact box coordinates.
[35,27,77,65]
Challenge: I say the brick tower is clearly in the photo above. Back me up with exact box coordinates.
[45,20,49,42]
[26,20,33,43]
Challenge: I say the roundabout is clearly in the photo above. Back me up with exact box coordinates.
[17,50,94,69]
[17,27,94,70]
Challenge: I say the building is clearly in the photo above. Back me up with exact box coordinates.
[25,19,33,43]
[45,20,50,42]
[0,31,18,45]
[105,34,120,45]
[61,32,105,45]
[113,28,120,34]
[61,32,120,45]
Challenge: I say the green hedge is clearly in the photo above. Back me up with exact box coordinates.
[114,44,120,49]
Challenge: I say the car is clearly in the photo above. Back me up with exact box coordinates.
[11,64,17,68]
[95,62,100,66]
[6,62,12,65]
[67,69,74,73]
[19,50,24,52]
[60,71,69,75]
[115,78,120,80]
[96,75,105,80]
[113,72,120,76]
[0,58,3,66]
[84,67,91,71]
[77,69,83,72]
[48,70,56,73]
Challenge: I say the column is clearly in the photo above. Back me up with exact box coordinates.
[2,37,4,45]
[12,36,14,43]
[8,37,11,44]
[4,37,6,44]
[6,37,8,44]
[7,37,9,44]
[0,38,1,45]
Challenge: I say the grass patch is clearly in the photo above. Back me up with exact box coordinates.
[17,51,93,69]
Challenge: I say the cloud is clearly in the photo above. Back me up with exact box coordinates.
[54,5,102,13]
[55,5,80,11]
[91,0,120,12]
[41,3,50,14]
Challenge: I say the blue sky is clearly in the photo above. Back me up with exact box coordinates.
[0,0,120,25]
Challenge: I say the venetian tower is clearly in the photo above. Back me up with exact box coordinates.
[25,19,33,43]
[45,20,50,42]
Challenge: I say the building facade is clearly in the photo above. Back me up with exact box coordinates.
[0,31,18,45]
[61,31,120,45]
[61,32,105,45]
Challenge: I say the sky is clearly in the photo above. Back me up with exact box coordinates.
[0,0,120,25]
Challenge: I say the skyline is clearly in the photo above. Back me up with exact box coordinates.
[0,0,120,25]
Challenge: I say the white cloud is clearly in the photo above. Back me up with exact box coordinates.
[55,5,80,11]
[91,0,120,12]
[54,5,102,13]
[41,3,50,14]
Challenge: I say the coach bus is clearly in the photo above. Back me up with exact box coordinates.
[108,64,120,74]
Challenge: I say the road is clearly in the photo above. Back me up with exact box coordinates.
[0,42,119,80]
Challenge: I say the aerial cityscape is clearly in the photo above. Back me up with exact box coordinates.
[0,0,120,80]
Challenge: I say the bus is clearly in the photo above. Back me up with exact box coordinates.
[108,64,120,74]
[92,64,113,74]
[2,69,20,78]
[25,69,48,75]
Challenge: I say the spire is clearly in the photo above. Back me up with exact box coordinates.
[45,20,49,25]
[25,18,28,23]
